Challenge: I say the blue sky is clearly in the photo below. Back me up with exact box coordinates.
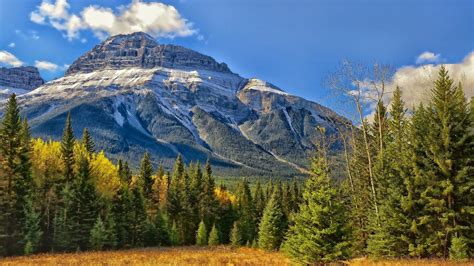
[0,0,473,115]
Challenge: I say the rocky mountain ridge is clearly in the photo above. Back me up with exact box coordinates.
[4,32,349,177]
[0,66,44,100]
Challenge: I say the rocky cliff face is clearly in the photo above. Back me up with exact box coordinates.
[66,32,230,75]
[8,32,349,178]
[0,66,44,100]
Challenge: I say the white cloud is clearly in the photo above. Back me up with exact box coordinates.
[34,60,59,71]
[8,42,15,48]
[30,0,196,41]
[390,51,474,109]
[0,50,23,67]
[357,52,473,121]
[30,0,70,22]
[416,51,441,64]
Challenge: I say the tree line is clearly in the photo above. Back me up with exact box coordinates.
[0,66,472,264]
[281,66,472,263]
[0,103,302,256]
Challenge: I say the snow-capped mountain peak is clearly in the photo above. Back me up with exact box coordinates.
[9,32,349,178]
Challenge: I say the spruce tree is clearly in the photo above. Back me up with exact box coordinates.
[139,152,154,197]
[167,154,192,244]
[23,197,42,255]
[154,211,170,246]
[281,157,351,264]
[235,180,256,244]
[368,86,411,257]
[413,67,473,257]
[102,208,117,250]
[196,220,208,246]
[199,160,218,229]
[131,186,147,247]
[70,151,98,250]
[89,217,107,251]
[208,224,220,246]
[61,112,75,184]
[0,94,25,255]
[169,221,180,246]
[230,222,243,247]
[449,236,469,261]
[112,185,134,248]
[52,197,72,252]
[253,181,265,224]
[258,190,285,251]
[144,218,159,247]
[118,160,132,185]
[81,128,95,155]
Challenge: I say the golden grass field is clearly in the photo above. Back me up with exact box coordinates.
[0,246,472,266]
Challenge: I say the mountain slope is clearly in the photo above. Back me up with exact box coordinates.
[5,32,349,178]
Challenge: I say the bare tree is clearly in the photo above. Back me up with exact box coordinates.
[325,60,394,220]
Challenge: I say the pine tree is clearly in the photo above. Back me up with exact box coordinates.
[169,221,180,246]
[253,181,265,224]
[368,86,411,257]
[81,128,95,155]
[154,211,170,246]
[258,190,286,251]
[102,208,117,250]
[131,186,147,247]
[139,152,154,197]
[199,160,218,229]
[70,151,98,250]
[52,201,72,251]
[118,160,132,185]
[196,220,208,246]
[281,157,351,264]
[235,179,256,244]
[0,94,25,255]
[112,185,134,248]
[188,162,202,239]
[167,154,192,244]
[89,217,107,251]
[449,236,469,261]
[23,198,42,255]
[144,218,159,247]
[208,224,220,246]
[230,222,243,247]
[61,112,75,184]
[405,103,431,257]
[290,179,301,213]
[412,67,473,257]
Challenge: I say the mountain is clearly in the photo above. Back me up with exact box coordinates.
[0,66,44,101]
[4,32,349,178]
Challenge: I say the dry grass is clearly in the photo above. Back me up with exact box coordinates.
[348,257,473,266]
[1,247,472,266]
[0,246,291,266]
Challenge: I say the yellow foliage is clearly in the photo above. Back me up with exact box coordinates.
[31,138,63,186]
[31,139,120,199]
[214,186,236,204]
[90,151,121,199]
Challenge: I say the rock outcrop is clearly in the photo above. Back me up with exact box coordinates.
[66,32,230,75]
[0,66,44,90]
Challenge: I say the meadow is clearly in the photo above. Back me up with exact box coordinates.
[1,246,472,266]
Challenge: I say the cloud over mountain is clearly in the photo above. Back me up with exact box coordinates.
[30,0,196,41]
[0,51,23,67]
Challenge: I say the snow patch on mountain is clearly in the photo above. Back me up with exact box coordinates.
[242,78,289,96]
